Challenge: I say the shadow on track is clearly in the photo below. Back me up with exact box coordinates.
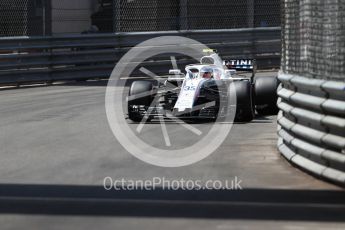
[0,184,344,221]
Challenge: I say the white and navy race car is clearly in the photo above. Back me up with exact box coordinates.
[127,50,278,122]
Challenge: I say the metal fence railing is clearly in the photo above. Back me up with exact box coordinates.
[0,0,28,36]
[110,0,281,32]
[281,0,345,81]
[0,28,281,86]
[1,0,281,36]
[0,0,51,37]
[278,0,345,185]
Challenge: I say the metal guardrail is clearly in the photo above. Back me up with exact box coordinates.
[277,72,345,184]
[0,27,281,85]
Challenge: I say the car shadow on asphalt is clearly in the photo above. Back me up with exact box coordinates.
[126,115,274,125]
[0,184,344,221]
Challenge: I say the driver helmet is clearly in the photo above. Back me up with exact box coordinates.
[200,67,214,79]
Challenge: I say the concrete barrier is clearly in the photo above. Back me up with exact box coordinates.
[277,72,345,184]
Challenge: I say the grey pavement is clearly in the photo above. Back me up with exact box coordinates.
[0,78,344,230]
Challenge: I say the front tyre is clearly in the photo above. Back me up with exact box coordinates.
[128,80,155,122]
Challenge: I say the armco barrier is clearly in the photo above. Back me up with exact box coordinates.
[0,27,281,85]
[277,72,345,184]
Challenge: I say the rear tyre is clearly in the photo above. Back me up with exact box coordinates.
[254,76,279,116]
[128,81,155,122]
[233,80,255,122]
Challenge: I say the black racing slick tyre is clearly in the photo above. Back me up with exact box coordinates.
[128,81,155,122]
[254,76,279,115]
[233,80,255,122]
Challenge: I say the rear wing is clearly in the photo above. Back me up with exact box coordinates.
[223,59,256,79]
[224,59,256,71]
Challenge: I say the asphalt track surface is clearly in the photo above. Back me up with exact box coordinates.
[0,74,344,230]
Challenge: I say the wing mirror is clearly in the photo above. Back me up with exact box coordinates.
[169,69,182,75]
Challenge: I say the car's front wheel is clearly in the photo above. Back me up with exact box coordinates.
[128,80,155,122]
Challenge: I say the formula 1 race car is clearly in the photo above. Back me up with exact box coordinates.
[127,50,278,122]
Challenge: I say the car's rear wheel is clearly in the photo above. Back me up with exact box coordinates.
[128,80,155,122]
[254,76,279,115]
[233,80,255,122]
